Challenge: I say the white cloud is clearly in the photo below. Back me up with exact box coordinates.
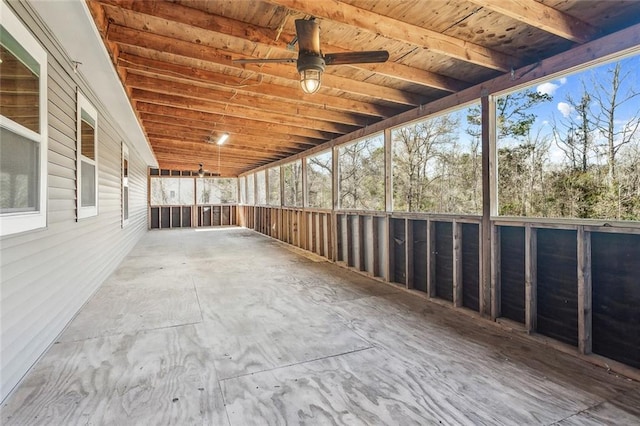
[557,102,574,118]
[559,77,567,85]
[537,82,559,96]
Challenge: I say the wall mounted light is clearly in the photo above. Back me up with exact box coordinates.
[197,163,205,178]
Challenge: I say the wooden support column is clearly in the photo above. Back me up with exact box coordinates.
[406,219,414,289]
[453,220,463,307]
[384,128,393,213]
[577,226,593,354]
[301,155,308,210]
[481,94,496,318]
[331,145,339,261]
[427,219,436,298]
[525,224,537,334]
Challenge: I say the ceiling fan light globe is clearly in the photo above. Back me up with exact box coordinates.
[300,69,322,94]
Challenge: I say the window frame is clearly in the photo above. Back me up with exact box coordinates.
[0,2,48,236]
[76,91,99,219]
[305,150,333,210]
[121,142,129,227]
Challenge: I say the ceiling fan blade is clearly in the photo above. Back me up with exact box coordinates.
[232,58,296,64]
[295,19,321,55]
[324,51,390,65]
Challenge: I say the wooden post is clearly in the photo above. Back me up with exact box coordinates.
[384,128,393,213]
[453,220,463,307]
[331,145,339,261]
[358,215,366,271]
[577,226,592,354]
[427,219,436,298]
[525,224,537,334]
[301,155,307,209]
[482,94,497,318]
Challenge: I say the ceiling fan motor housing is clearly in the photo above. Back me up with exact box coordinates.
[296,53,326,73]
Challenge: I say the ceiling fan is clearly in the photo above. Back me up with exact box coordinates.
[233,19,389,94]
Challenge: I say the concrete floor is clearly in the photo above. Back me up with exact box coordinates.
[2,227,639,425]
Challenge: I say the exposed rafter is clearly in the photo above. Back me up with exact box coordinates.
[467,0,598,44]
[265,0,515,72]
[84,0,639,175]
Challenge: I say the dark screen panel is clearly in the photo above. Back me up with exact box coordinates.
[500,226,525,323]
[392,218,406,285]
[592,232,640,369]
[536,229,578,346]
[435,222,453,302]
[462,223,480,312]
[412,220,428,292]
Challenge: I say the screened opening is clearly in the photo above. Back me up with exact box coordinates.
[338,135,384,210]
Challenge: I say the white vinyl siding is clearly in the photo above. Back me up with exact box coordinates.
[0,1,150,403]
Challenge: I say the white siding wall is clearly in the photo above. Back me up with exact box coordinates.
[0,2,150,402]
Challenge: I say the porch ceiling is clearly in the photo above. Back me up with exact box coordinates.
[86,0,640,176]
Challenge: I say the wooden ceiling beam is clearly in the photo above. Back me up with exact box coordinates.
[135,102,337,140]
[138,112,325,145]
[130,88,360,134]
[149,138,295,158]
[125,72,375,127]
[117,53,400,118]
[265,0,514,72]
[144,123,316,151]
[105,24,425,106]
[151,155,265,175]
[149,142,291,163]
[467,0,598,44]
[95,0,466,93]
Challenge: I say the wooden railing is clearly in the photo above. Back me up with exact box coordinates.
[239,204,640,376]
[149,204,238,229]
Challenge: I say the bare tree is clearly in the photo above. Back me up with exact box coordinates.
[553,90,595,172]
[590,62,640,182]
[393,115,458,211]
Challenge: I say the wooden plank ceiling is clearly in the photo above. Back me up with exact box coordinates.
[86,0,640,176]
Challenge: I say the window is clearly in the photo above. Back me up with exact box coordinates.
[0,3,48,236]
[246,174,255,205]
[306,150,332,209]
[77,92,98,218]
[267,166,281,206]
[239,176,246,205]
[392,103,482,214]
[256,171,266,205]
[122,143,129,226]
[283,160,302,207]
[197,178,238,204]
[338,135,384,210]
[496,55,640,220]
[150,178,194,205]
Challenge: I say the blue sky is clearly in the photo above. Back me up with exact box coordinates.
[518,54,640,164]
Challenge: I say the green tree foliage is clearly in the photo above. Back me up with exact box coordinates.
[497,61,640,220]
